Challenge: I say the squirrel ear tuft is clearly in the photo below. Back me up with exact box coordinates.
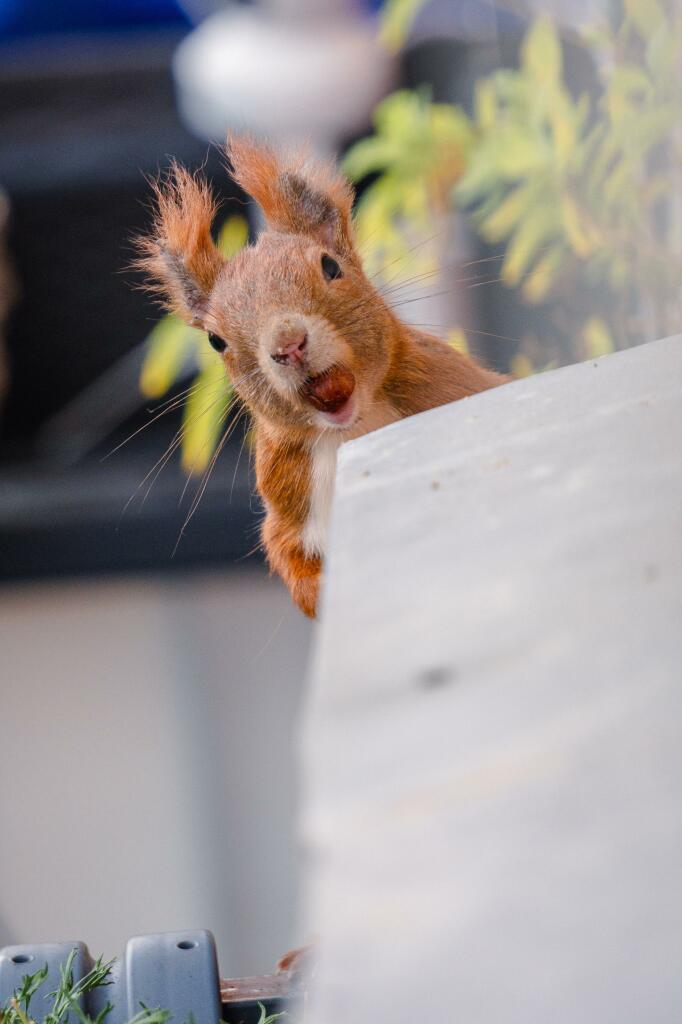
[135,164,224,326]
[226,135,356,257]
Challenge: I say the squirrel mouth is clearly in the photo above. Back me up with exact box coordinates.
[302,365,356,417]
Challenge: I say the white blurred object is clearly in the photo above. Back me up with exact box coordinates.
[173,0,396,151]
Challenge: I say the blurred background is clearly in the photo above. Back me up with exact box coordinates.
[0,0,679,981]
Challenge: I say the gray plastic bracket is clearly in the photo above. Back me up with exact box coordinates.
[0,942,92,1024]
[123,931,221,1024]
[0,932,221,1024]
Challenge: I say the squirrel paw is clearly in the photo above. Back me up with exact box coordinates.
[292,573,320,618]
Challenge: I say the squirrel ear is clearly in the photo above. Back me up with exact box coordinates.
[227,135,355,257]
[135,164,224,326]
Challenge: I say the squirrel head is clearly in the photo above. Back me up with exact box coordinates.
[137,136,396,435]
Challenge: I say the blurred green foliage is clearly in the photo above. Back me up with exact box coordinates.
[351,0,682,375]
[344,90,474,279]
[379,0,428,51]
[138,214,248,475]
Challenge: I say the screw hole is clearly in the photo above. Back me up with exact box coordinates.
[177,940,197,951]
[417,665,457,690]
[11,955,34,965]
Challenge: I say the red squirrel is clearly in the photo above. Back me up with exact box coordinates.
[138,137,506,617]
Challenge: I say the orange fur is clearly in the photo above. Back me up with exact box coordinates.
[227,135,356,257]
[139,138,508,618]
[134,164,223,323]
[254,422,322,617]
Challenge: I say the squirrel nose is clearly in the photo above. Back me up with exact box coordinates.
[271,330,308,365]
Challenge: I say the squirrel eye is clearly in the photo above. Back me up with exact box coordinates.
[321,253,343,281]
[208,332,228,353]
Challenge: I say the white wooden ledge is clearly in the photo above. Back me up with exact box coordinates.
[301,335,682,1023]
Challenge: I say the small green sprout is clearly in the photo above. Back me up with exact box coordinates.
[255,1004,286,1024]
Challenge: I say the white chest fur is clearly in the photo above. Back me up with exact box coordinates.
[302,434,339,557]
[301,399,399,558]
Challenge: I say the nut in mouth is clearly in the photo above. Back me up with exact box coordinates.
[302,365,356,415]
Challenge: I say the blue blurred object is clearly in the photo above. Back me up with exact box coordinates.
[0,0,189,37]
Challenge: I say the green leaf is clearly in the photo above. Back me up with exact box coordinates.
[372,89,427,140]
[547,89,578,167]
[610,257,633,295]
[14,964,49,1016]
[455,151,501,206]
[583,124,619,196]
[477,183,536,243]
[521,16,562,87]
[623,0,665,40]
[521,244,564,303]
[560,195,600,257]
[379,0,427,51]
[474,79,497,131]
[216,215,248,259]
[181,359,232,476]
[93,1003,114,1024]
[502,206,559,286]
[255,1003,286,1024]
[447,328,469,355]
[127,1007,172,1024]
[352,184,403,274]
[430,103,474,147]
[646,22,677,78]
[342,137,398,181]
[583,317,614,358]
[492,129,548,179]
[511,352,535,378]
[609,65,654,99]
[140,317,202,399]
[607,65,654,121]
